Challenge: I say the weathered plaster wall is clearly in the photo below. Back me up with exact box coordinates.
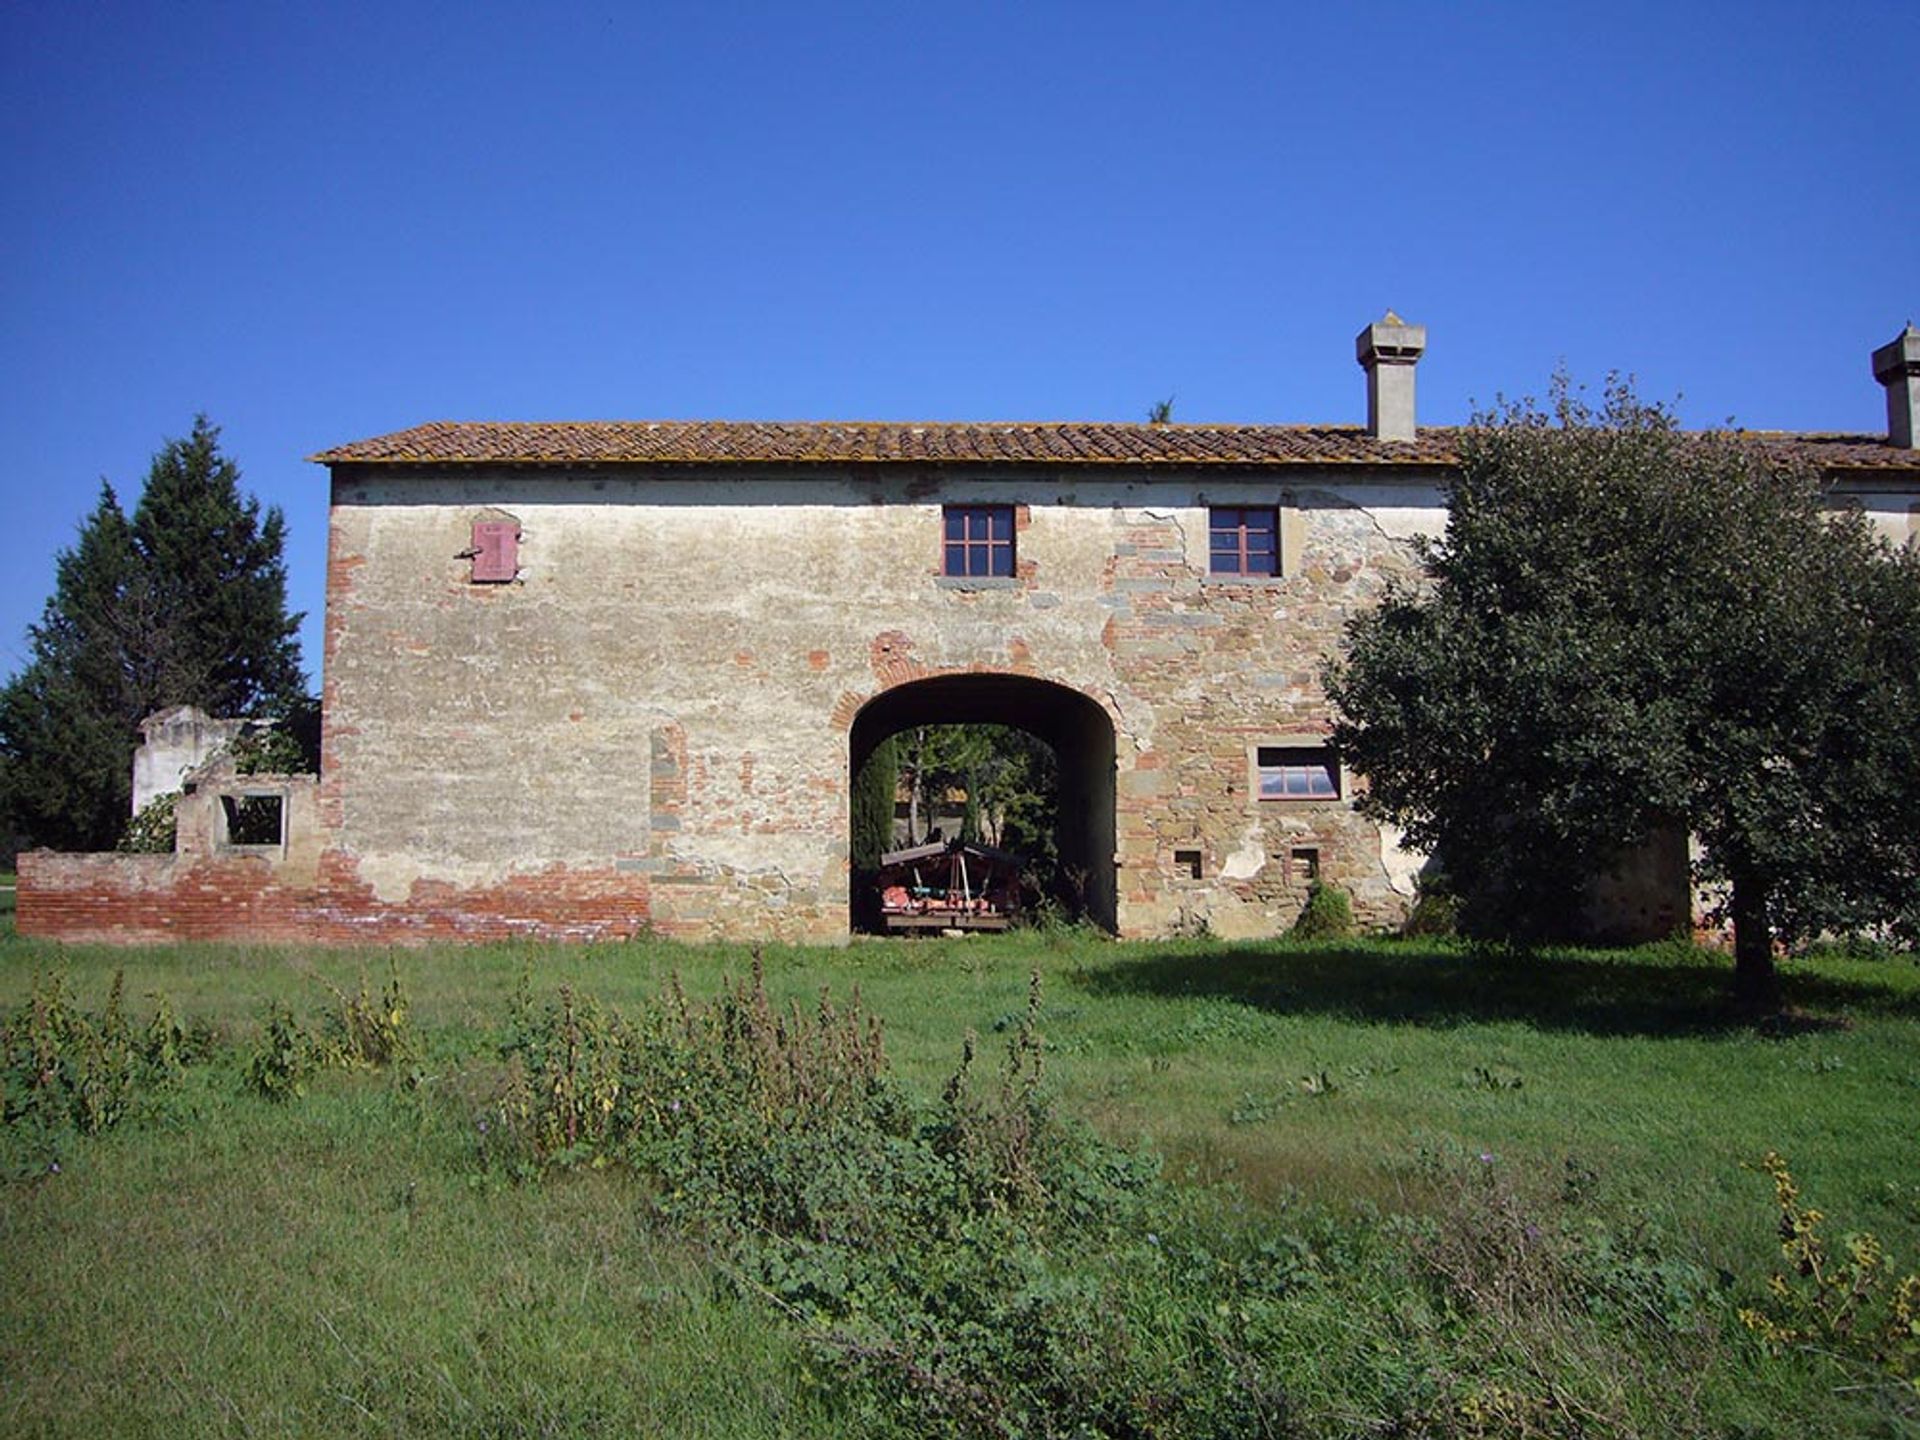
[1845,489,1920,546]
[131,706,245,815]
[320,465,1448,942]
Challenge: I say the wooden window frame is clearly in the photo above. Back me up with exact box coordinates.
[1253,744,1341,802]
[1209,505,1279,576]
[943,504,1015,578]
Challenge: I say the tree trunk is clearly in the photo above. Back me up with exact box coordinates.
[1729,868,1781,1011]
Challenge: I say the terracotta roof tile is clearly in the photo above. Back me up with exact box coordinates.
[309,420,1920,475]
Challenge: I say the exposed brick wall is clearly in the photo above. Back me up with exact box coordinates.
[17,850,652,946]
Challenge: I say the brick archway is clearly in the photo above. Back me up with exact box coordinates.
[848,673,1118,932]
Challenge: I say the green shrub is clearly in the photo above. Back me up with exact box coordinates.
[1740,1151,1920,1383]
[1291,879,1355,940]
[116,793,178,853]
[479,962,1307,1434]
[229,723,308,774]
[1,971,199,1177]
[242,1001,315,1102]
[319,964,414,1070]
[488,951,897,1187]
[1403,882,1459,938]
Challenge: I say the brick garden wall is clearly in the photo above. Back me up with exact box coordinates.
[17,850,654,946]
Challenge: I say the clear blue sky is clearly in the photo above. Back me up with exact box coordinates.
[4,1,1914,690]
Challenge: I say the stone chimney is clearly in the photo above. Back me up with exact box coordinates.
[1872,323,1920,449]
[1356,311,1426,442]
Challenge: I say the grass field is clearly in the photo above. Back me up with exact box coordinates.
[4,930,1918,1437]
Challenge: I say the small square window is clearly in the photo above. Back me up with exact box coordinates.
[943,505,1014,577]
[220,792,285,847]
[1173,848,1203,879]
[1290,847,1321,881]
[1209,506,1278,576]
[1256,746,1340,801]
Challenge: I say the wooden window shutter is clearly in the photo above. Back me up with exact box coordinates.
[470,521,519,582]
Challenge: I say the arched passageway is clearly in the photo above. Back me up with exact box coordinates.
[849,674,1117,932]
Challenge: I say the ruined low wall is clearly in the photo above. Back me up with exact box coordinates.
[16,850,656,946]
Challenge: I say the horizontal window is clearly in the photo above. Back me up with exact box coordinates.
[1256,746,1339,800]
[943,505,1014,578]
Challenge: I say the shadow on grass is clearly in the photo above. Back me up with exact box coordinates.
[1070,941,1920,1038]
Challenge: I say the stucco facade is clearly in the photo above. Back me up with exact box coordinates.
[318,463,1448,943]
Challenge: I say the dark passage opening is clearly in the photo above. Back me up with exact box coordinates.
[849,674,1117,933]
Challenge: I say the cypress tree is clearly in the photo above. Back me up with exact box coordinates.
[130,416,303,717]
[851,736,899,870]
[0,488,145,850]
[0,419,306,851]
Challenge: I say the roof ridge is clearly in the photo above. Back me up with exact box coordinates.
[364,417,1396,431]
[307,418,1918,472]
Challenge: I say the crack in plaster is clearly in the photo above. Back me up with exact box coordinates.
[1139,505,1191,557]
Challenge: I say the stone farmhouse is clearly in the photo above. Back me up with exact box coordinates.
[19,319,1920,945]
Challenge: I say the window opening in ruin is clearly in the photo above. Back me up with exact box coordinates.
[220,792,285,847]
[1209,506,1278,575]
[1290,847,1321,881]
[1174,848,1204,879]
[943,505,1014,577]
[1256,746,1340,800]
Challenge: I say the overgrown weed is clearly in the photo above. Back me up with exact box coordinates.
[0,969,207,1176]
[1740,1151,1920,1395]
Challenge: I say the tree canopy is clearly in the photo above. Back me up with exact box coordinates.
[0,418,305,851]
[1326,377,1920,1005]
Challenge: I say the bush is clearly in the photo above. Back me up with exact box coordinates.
[319,965,414,1070]
[228,722,309,775]
[242,969,418,1100]
[1403,884,1459,939]
[1291,880,1355,940]
[242,1001,316,1102]
[1740,1151,1920,1385]
[488,951,898,1189]
[1,971,202,1177]
[116,792,178,854]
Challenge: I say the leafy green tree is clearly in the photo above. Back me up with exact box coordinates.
[896,724,1057,857]
[0,418,306,851]
[1327,377,1920,1007]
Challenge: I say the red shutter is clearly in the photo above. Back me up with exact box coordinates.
[471,521,519,582]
